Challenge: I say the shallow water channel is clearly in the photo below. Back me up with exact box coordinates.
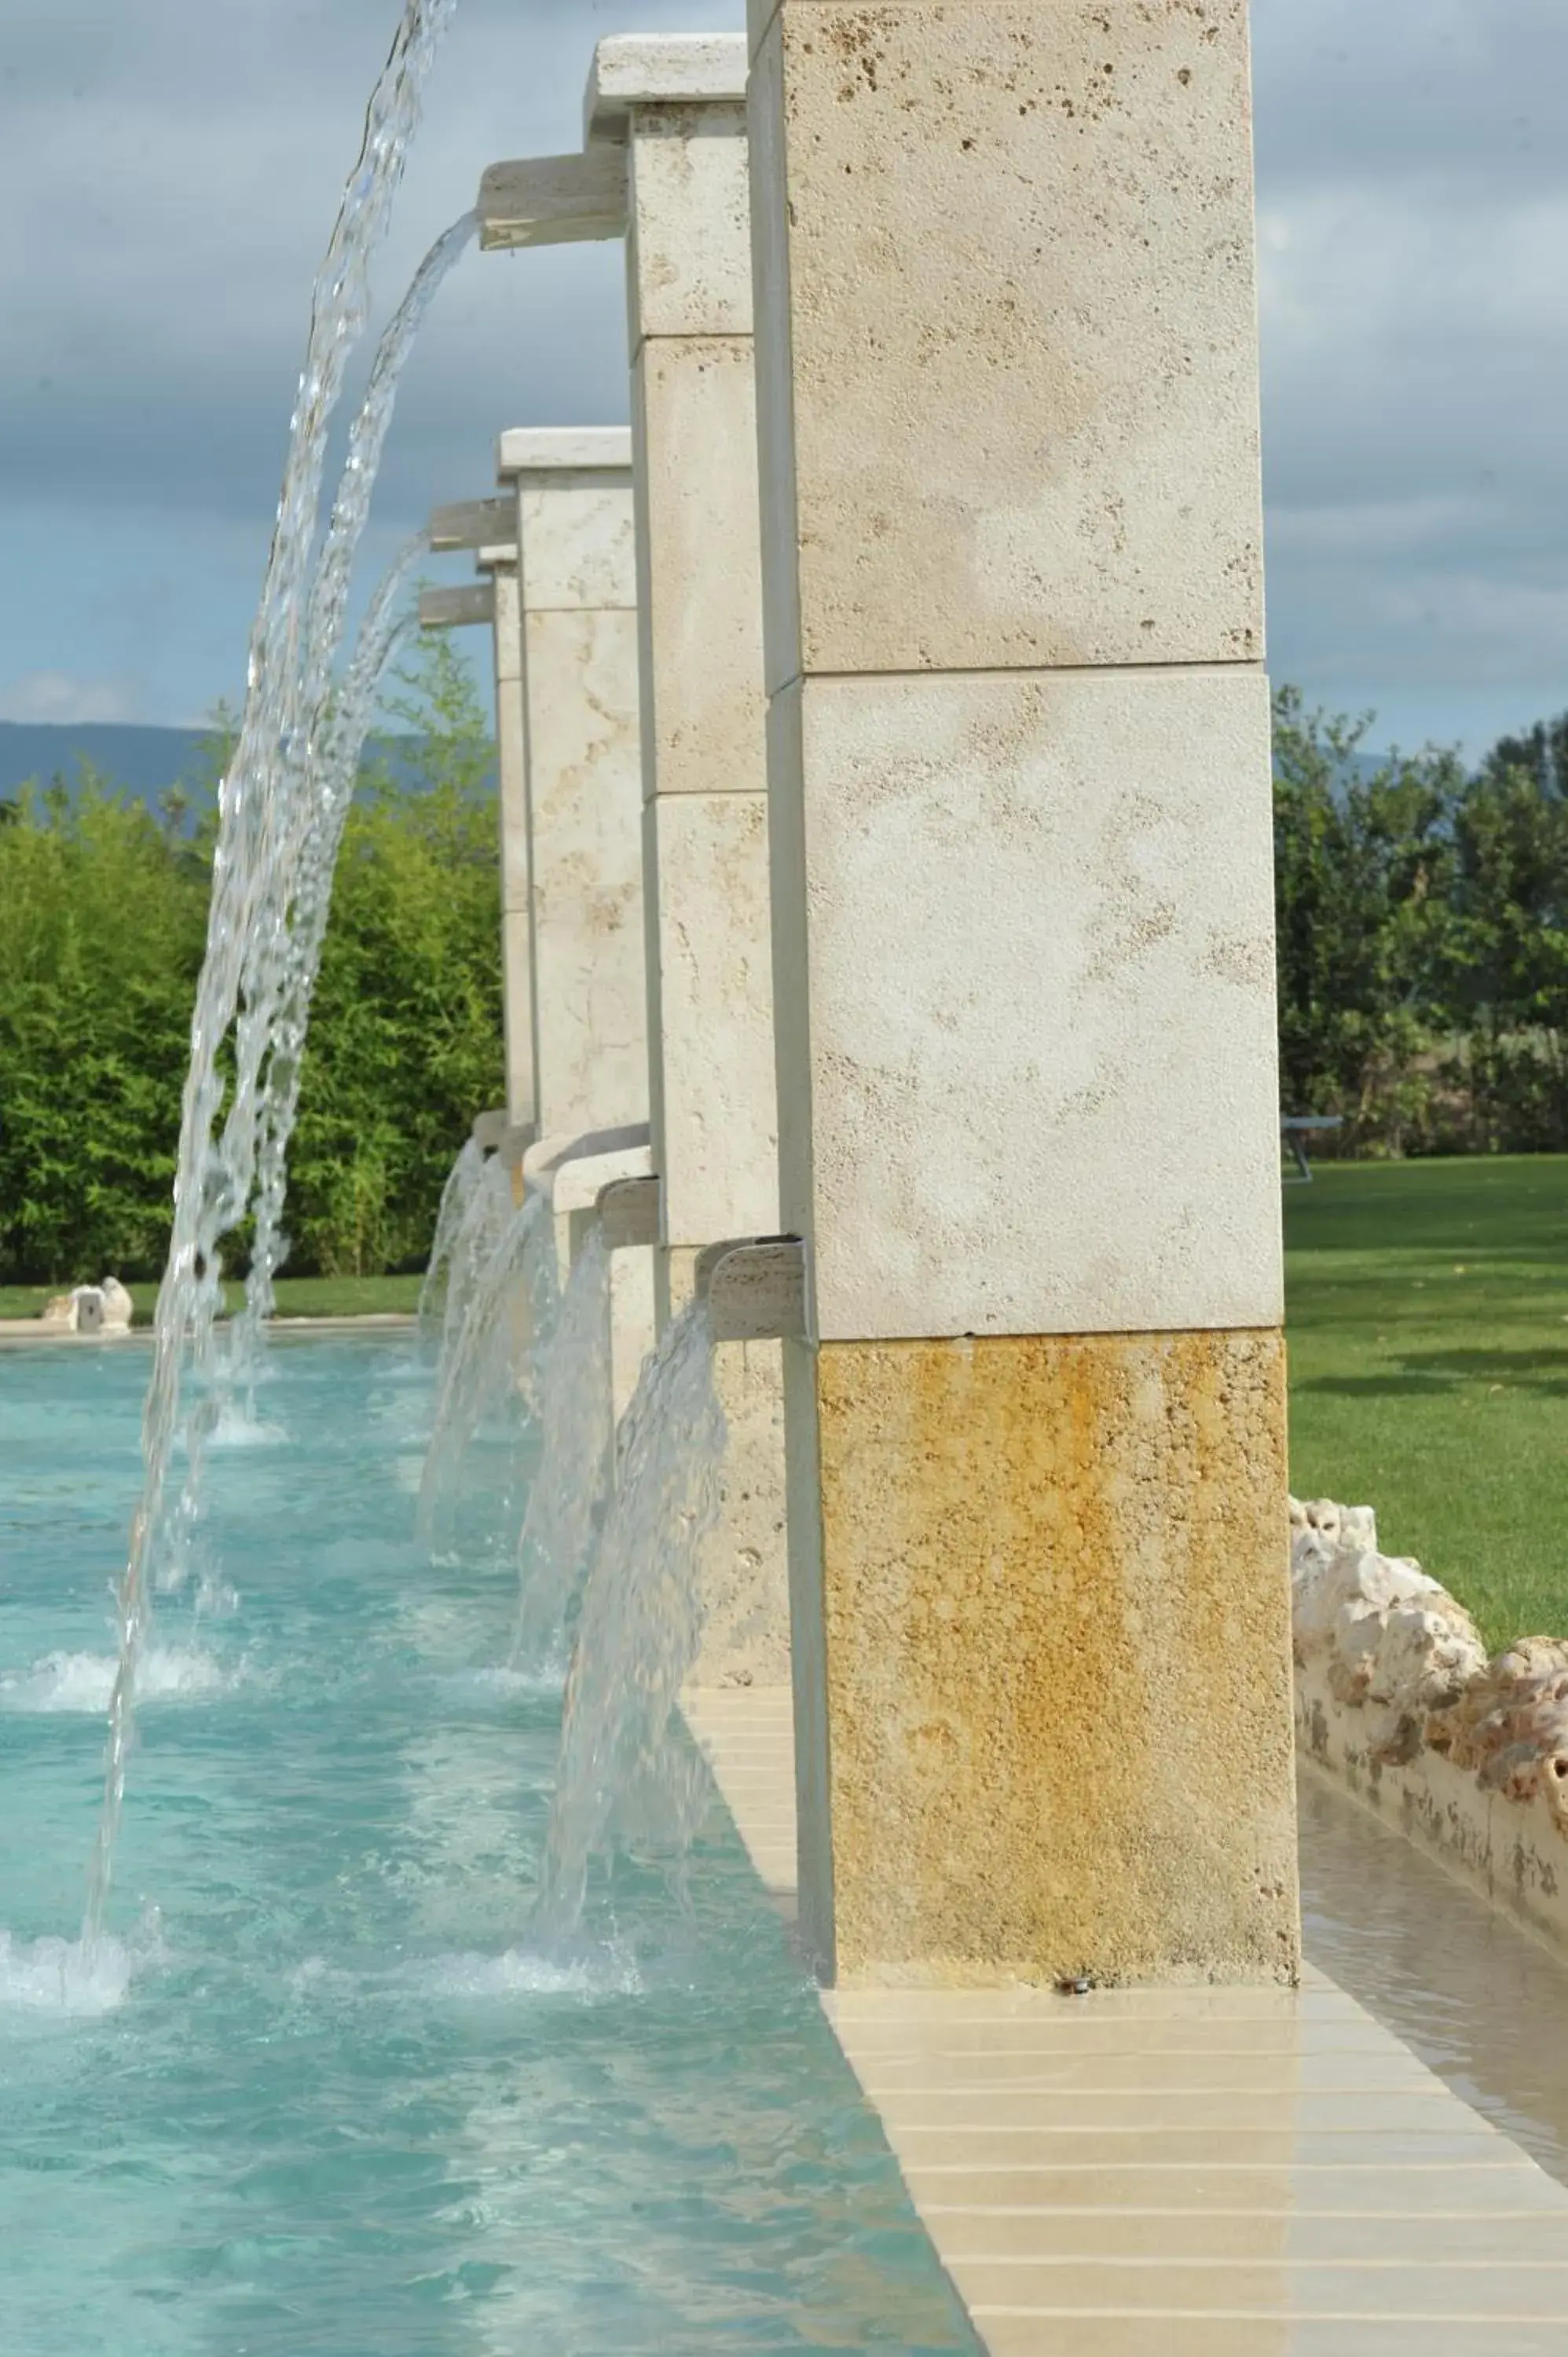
[0,1334,974,2355]
[1299,1765,1568,2187]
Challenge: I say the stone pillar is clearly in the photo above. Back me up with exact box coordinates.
[586,36,789,1684]
[496,429,647,1146]
[418,561,534,1134]
[749,0,1299,1984]
[478,548,537,1135]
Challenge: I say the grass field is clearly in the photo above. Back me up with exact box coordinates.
[1285,1156,1568,1652]
[5,1158,1562,1650]
[0,1274,421,1324]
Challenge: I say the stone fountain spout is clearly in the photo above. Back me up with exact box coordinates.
[695,1238,809,1345]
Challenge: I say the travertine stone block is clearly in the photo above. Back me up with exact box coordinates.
[515,477,636,614]
[498,426,632,475]
[771,663,1281,1341]
[485,559,533,1128]
[625,101,753,341]
[797,1328,1298,1985]
[501,908,535,1131]
[522,606,646,1141]
[643,791,779,1252]
[749,0,1265,687]
[632,336,768,801]
[587,32,749,141]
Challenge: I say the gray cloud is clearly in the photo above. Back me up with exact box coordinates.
[2,0,1564,746]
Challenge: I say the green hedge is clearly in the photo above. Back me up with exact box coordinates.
[0,639,504,1285]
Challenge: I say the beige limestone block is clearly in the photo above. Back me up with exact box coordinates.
[643,790,780,1251]
[749,1,1265,684]
[522,607,647,1141]
[797,1327,1299,1985]
[769,662,1282,1341]
[498,426,632,475]
[489,565,534,1131]
[625,102,754,342]
[515,476,636,614]
[586,33,749,141]
[664,1247,791,1688]
[632,335,768,801]
[500,907,535,1132]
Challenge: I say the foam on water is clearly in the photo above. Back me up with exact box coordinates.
[394,1946,643,2002]
[0,1932,137,2018]
[445,1664,562,1701]
[0,1912,163,2018]
[2,1646,234,1714]
[206,1406,288,1450]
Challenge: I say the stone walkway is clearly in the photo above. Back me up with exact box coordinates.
[683,1685,1568,2356]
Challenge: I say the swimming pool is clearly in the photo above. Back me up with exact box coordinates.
[0,1332,975,2355]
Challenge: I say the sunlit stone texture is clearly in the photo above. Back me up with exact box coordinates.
[477,552,536,1132]
[747,0,1265,689]
[797,1329,1297,1984]
[498,430,648,1146]
[588,38,779,1259]
[752,0,1297,1981]
[588,35,788,1683]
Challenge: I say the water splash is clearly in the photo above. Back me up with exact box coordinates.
[418,1137,488,1344]
[2,1647,233,1716]
[0,1910,164,2018]
[417,1189,559,1552]
[84,0,460,1945]
[533,1303,727,1935]
[511,1228,615,1673]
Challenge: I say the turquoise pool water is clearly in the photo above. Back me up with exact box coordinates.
[0,1334,975,2355]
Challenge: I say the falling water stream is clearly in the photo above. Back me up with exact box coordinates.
[417,1135,489,1342]
[416,1186,559,1552]
[84,0,462,1942]
[240,525,429,1339]
[511,1226,615,1673]
[534,1303,727,1936]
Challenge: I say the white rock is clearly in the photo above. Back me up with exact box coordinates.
[100,1277,134,1331]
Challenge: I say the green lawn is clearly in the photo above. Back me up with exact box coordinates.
[0,1274,421,1324]
[1285,1156,1568,1652]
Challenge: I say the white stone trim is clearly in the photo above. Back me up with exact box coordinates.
[585,34,748,145]
[549,1142,654,1218]
[496,426,632,477]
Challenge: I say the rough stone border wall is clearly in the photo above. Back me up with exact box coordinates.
[1291,1497,1568,1954]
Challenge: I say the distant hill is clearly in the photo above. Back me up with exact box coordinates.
[0,722,211,802]
[0,722,492,806]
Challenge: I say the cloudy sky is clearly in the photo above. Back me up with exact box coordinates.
[2,0,1564,757]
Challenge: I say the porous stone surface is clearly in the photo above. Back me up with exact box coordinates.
[485,559,537,1131]
[633,338,768,800]
[585,32,749,142]
[514,476,637,615]
[665,1246,790,1689]
[643,791,780,1251]
[802,1329,1299,1985]
[521,607,647,1142]
[771,664,1281,1341]
[748,0,1265,687]
[1291,1497,1568,1848]
[625,102,753,339]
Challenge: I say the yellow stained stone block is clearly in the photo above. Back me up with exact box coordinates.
[804,1329,1299,1985]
